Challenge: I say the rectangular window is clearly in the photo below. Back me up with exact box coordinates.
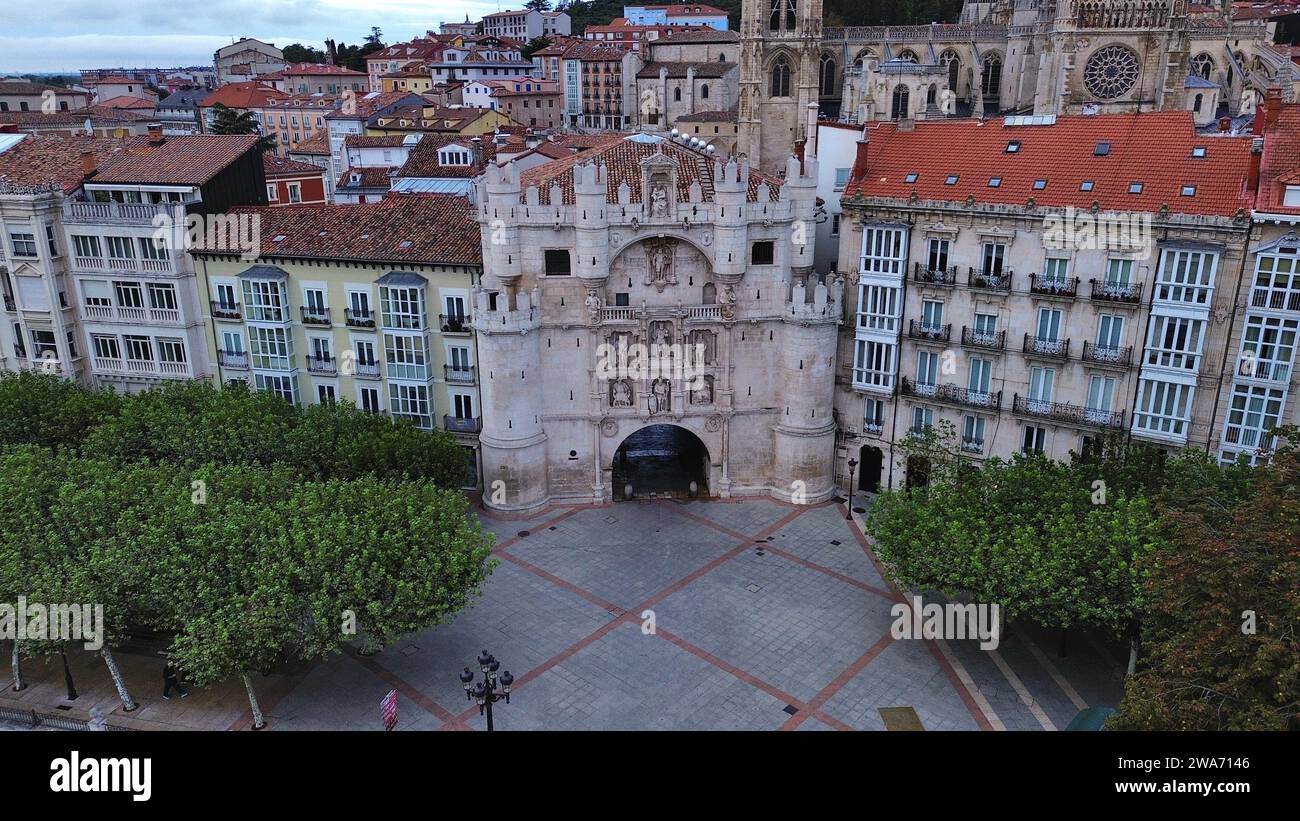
[1144,315,1205,371]
[860,227,906,277]
[751,241,775,266]
[254,373,299,405]
[358,386,382,414]
[1238,314,1298,382]
[1022,425,1046,454]
[856,284,899,332]
[921,299,944,330]
[389,382,431,428]
[833,167,851,190]
[852,338,895,390]
[962,415,986,452]
[114,281,145,309]
[911,406,934,434]
[544,249,572,275]
[1134,378,1194,438]
[916,350,939,387]
[981,243,1005,275]
[1106,258,1134,285]
[138,236,169,261]
[249,326,293,370]
[317,383,337,404]
[927,238,949,273]
[380,286,426,330]
[384,333,428,380]
[864,396,884,428]
[1087,375,1116,418]
[1250,250,1300,311]
[1097,314,1125,348]
[968,358,992,394]
[157,338,187,365]
[1221,383,1285,456]
[974,313,997,335]
[243,280,287,322]
[1035,307,1062,342]
[72,235,101,258]
[91,334,120,360]
[1028,366,1055,406]
[106,236,134,260]
[9,232,37,258]
[1155,248,1217,305]
[122,335,152,362]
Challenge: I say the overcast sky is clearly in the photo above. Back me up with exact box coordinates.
[2,0,513,74]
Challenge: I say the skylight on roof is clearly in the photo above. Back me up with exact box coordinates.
[1094,142,1111,156]
[1080,180,1095,192]
[1128,181,1143,194]
[988,177,1002,188]
[1192,146,1207,158]
[1033,179,1047,190]
[272,235,286,242]
[1181,185,1196,197]
[945,174,958,185]
[1005,140,1021,153]
[904,172,918,183]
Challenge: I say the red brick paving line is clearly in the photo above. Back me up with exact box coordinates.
[343,645,472,730]
[841,501,996,732]
[780,628,895,730]
[224,664,315,731]
[757,543,897,602]
[448,502,818,727]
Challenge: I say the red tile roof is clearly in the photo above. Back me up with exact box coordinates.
[336,166,397,191]
[345,134,410,148]
[325,90,423,120]
[396,136,489,178]
[0,134,147,193]
[279,62,366,76]
[199,82,286,110]
[519,133,780,204]
[91,134,260,185]
[0,105,152,127]
[224,194,481,264]
[1256,103,1300,215]
[842,112,1255,218]
[288,132,331,155]
[96,95,157,110]
[263,153,325,176]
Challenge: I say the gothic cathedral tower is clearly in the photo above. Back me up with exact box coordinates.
[738,0,823,174]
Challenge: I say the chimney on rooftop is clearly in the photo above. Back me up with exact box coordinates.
[1218,116,1232,133]
[79,150,97,179]
[1254,86,1283,135]
[1248,135,1265,195]
[147,123,164,144]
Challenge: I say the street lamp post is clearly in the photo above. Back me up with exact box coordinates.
[846,457,858,521]
[458,649,514,731]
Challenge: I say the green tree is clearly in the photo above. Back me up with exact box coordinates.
[0,371,120,452]
[1110,432,1300,730]
[522,37,553,61]
[208,103,277,151]
[282,43,327,63]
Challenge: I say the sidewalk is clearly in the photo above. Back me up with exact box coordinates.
[0,642,309,731]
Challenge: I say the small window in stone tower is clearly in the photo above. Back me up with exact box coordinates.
[751,241,775,265]
[614,292,629,306]
[544,249,571,275]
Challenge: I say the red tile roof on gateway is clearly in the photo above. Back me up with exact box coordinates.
[519,133,780,205]
[843,111,1255,218]
[221,194,481,265]
[1256,104,1300,216]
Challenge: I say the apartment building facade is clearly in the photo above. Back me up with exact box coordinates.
[833,112,1257,491]
[254,94,343,156]
[481,9,571,41]
[192,194,484,483]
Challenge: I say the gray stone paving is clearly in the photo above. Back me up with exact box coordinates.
[269,497,1123,730]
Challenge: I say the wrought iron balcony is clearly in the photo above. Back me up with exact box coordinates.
[960,326,1005,351]
[306,354,337,375]
[439,313,471,334]
[863,416,885,435]
[1081,341,1132,367]
[1029,274,1080,298]
[345,308,375,328]
[444,414,482,433]
[960,436,984,454]
[908,319,951,343]
[444,365,476,384]
[211,300,241,320]
[301,305,331,326]
[1022,333,1070,360]
[218,349,249,369]
[1089,279,1143,304]
[912,262,957,286]
[1013,393,1125,428]
[900,377,1001,411]
[968,267,1012,291]
[352,359,381,380]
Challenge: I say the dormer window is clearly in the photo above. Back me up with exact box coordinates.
[1284,185,1300,207]
[439,147,472,165]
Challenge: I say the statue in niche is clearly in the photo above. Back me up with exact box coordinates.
[688,329,715,365]
[585,289,602,322]
[719,284,737,320]
[610,378,634,408]
[650,320,673,347]
[690,376,713,406]
[649,180,671,218]
[645,240,677,291]
[650,378,671,414]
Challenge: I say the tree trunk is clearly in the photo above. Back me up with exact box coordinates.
[101,648,137,712]
[242,674,266,729]
[1127,636,1139,677]
[60,650,78,700]
[10,642,24,692]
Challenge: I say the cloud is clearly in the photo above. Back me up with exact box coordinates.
[2,0,506,73]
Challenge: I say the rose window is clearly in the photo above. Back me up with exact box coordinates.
[1083,45,1139,100]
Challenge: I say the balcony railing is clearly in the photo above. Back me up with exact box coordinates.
[353,360,381,380]
[908,319,951,343]
[1029,274,1080,298]
[444,414,482,433]
[960,326,1005,351]
[345,308,375,328]
[912,262,957,286]
[74,256,106,270]
[960,436,984,454]
[81,304,180,324]
[1013,394,1125,428]
[1249,288,1300,313]
[863,416,884,435]
[92,357,190,378]
[218,350,249,369]
[900,377,1002,410]
[1023,333,1070,360]
[64,200,176,223]
[1089,279,1143,304]
[306,354,336,375]
[968,268,1012,291]
[211,300,242,320]
[444,365,476,384]
[602,306,636,321]
[301,306,331,326]
[439,314,471,334]
[1081,341,1132,367]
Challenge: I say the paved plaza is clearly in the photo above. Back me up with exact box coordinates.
[1,497,1126,731]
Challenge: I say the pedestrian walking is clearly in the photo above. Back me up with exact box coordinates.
[163,661,188,700]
